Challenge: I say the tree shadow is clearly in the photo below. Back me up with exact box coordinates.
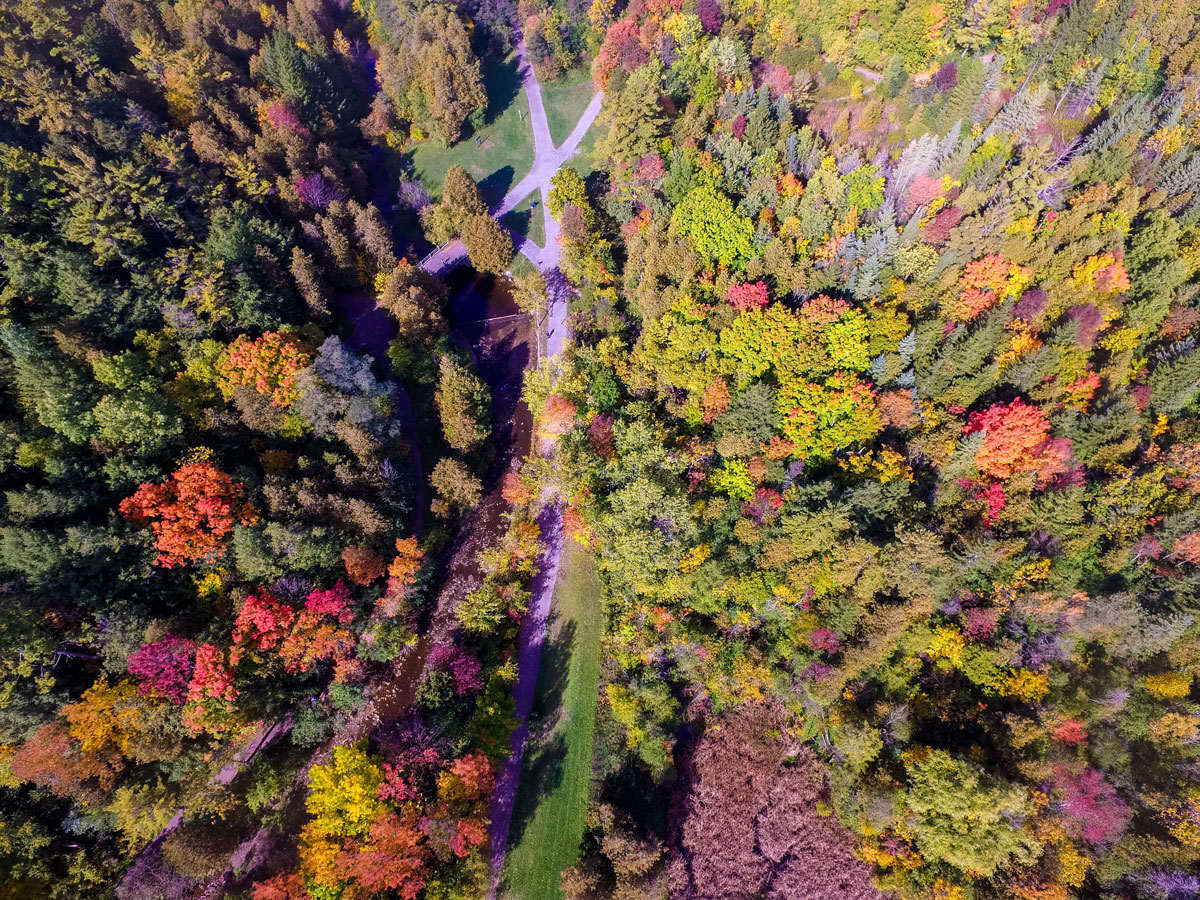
[479,165,517,207]
[482,54,523,125]
[502,206,533,243]
[504,615,578,848]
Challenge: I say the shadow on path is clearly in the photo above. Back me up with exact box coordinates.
[502,614,577,849]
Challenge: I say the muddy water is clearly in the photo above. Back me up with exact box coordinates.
[366,269,534,729]
[447,269,534,470]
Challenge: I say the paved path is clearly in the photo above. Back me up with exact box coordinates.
[818,55,882,83]
[486,499,564,888]
[420,38,603,281]
[453,34,598,895]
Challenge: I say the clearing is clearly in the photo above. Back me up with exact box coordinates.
[405,53,535,206]
[498,541,603,900]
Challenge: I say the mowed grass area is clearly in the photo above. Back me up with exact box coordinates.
[406,53,534,207]
[509,253,537,280]
[541,67,597,147]
[562,122,600,181]
[502,189,545,248]
[499,541,603,900]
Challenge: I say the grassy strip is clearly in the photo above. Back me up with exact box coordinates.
[562,122,600,182]
[541,67,597,148]
[406,53,534,206]
[502,189,545,249]
[499,540,603,900]
[509,254,537,280]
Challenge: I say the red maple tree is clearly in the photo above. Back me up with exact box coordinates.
[127,636,196,704]
[230,589,296,663]
[724,281,770,312]
[119,461,256,567]
[183,642,239,733]
[962,399,1053,480]
[335,810,429,900]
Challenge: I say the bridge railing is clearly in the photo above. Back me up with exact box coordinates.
[418,241,453,268]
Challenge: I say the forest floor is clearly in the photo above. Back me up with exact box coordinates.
[497,541,603,900]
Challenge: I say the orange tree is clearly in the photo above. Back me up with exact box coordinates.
[119,461,256,567]
[216,331,313,407]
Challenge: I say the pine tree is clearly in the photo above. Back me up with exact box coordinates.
[460,214,513,274]
[0,327,96,444]
[596,61,667,166]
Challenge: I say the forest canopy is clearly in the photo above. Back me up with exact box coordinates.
[5,1,1200,900]
[532,1,1200,900]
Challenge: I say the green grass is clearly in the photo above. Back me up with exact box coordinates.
[562,122,600,182]
[509,253,536,280]
[405,53,534,207]
[502,189,545,248]
[541,67,597,148]
[499,541,603,900]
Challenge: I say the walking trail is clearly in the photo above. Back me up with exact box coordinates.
[340,28,599,889]
[344,32,601,847]
[412,34,601,895]
[124,32,600,900]
[117,716,293,897]
[420,35,602,323]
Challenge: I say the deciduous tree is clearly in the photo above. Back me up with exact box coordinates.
[119,462,256,568]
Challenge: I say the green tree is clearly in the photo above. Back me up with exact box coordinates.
[595,61,667,165]
[0,327,96,444]
[92,390,182,451]
[442,166,487,219]
[460,214,513,274]
[430,458,483,516]
[903,751,1040,877]
[512,269,548,328]
[435,355,491,453]
[92,351,182,451]
[415,16,487,144]
[108,780,178,855]
[669,185,756,270]
[260,30,315,112]
[547,168,595,229]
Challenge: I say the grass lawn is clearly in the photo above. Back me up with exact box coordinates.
[405,53,534,207]
[502,189,545,248]
[541,67,597,148]
[509,253,537,280]
[499,541,603,900]
[562,121,600,182]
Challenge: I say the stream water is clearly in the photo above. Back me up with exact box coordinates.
[366,268,535,728]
